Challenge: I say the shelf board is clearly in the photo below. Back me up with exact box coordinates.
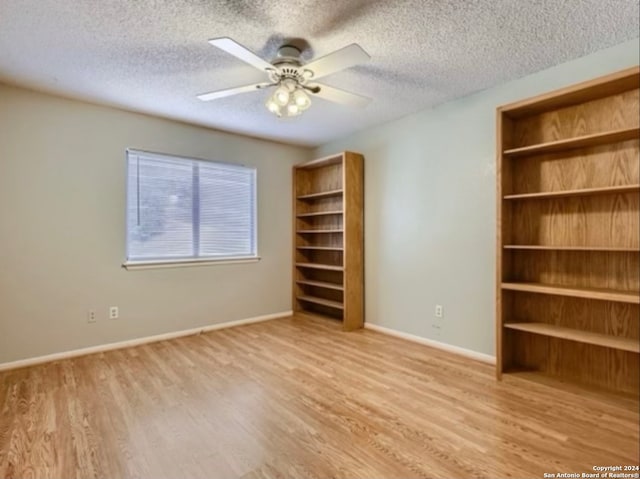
[295,262,344,271]
[297,295,344,310]
[500,67,640,117]
[296,280,344,291]
[295,154,343,169]
[502,371,640,405]
[504,322,639,353]
[504,184,640,200]
[503,127,640,158]
[296,246,343,251]
[503,245,640,252]
[296,210,343,217]
[296,189,343,200]
[297,229,344,234]
[502,282,640,304]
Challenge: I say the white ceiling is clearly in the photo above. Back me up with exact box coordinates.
[0,1,638,147]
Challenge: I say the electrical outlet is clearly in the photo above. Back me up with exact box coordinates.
[431,323,442,337]
[109,306,119,319]
[87,310,96,323]
[435,304,444,318]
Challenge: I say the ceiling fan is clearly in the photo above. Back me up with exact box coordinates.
[197,37,372,118]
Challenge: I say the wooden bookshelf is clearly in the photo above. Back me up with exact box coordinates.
[496,66,640,396]
[293,152,364,330]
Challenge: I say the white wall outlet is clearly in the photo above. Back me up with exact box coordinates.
[435,304,444,318]
[431,323,442,337]
[87,310,96,323]
[109,306,119,319]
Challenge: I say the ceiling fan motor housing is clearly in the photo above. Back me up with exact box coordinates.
[269,45,313,84]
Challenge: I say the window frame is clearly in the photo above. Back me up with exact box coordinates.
[122,148,259,270]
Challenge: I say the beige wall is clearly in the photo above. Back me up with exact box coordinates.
[315,39,640,357]
[0,84,310,363]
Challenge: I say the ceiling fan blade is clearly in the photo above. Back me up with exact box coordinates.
[304,44,370,80]
[311,84,372,108]
[208,37,274,72]
[197,83,270,101]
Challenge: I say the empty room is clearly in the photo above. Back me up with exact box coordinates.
[1,1,639,478]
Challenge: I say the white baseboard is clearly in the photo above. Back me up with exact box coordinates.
[0,311,292,372]
[364,323,496,365]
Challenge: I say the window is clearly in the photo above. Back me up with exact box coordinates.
[125,149,257,266]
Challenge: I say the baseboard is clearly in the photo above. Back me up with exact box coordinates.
[0,311,292,372]
[364,323,496,365]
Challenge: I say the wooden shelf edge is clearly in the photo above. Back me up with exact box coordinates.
[504,322,640,353]
[295,262,344,271]
[296,229,344,234]
[296,246,344,251]
[504,184,640,200]
[503,127,640,158]
[501,371,640,406]
[295,154,343,169]
[503,245,640,252]
[296,210,343,217]
[498,66,640,117]
[501,282,640,304]
[297,295,344,310]
[296,280,344,291]
[296,189,344,200]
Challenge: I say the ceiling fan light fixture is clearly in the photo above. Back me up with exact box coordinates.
[265,97,282,116]
[273,86,290,106]
[293,89,311,110]
[287,103,300,116]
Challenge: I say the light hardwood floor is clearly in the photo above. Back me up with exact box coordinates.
[1,315,638,479]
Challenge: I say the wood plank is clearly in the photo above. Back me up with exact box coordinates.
[296,229,344,234]
[296,189,343,200]
[342,151,365,331]
[499,66,640,117]
[297,295,344,309]
[505,322,640,353]
[503,127,639,158]
[295,262,344,271]
[502,282,640,304]
[296,246,344,251]
[504,184,640,200]
[296,279,344,291]
[294,154,343,169]
[296,210,343,217]
[297,189,342,200]
[509,139,639,198]
[504,245,640,252]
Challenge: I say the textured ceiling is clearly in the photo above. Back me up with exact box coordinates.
[0,0,638,146]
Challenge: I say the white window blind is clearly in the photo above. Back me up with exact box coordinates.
[126,149,257,263]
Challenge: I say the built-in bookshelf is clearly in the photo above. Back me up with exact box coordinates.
[496,66,640,396]
[292,152,364,331]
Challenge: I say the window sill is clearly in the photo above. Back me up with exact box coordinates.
[122,257,261,270]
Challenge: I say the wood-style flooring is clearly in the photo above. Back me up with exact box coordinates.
[1,315,638,479]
